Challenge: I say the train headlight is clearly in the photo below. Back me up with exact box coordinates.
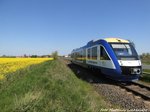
[131,68,141,74]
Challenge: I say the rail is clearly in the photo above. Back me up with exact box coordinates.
[118,81,150,101]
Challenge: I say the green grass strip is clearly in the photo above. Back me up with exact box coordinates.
[0,60,109,112]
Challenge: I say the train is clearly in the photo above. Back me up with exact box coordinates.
[71,38,142,81]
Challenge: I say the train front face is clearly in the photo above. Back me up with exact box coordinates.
[110,42,142,81]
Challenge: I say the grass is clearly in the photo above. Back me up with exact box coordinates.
[139,69,150,84]
[0,59,109,112]
[142,60,150,65]
[141,56,150,65]
[143,69,150,73]
[140,58,150,83]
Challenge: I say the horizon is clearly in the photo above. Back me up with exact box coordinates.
[0,0,150,55]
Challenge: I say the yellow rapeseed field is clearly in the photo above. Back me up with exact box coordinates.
[0,58,53,80]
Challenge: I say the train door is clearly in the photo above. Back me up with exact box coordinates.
[86,46,99,66]
[99,45,115,69]
[86,47,91,61]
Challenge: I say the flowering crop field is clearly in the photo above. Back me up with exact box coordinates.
[0,58,53,80]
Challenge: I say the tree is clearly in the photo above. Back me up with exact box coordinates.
[51,51,58,60]
[31,55,37,58]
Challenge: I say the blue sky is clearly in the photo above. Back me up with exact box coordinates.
[0,0,150,56]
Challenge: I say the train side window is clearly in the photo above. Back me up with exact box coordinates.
[80,50,83,60]
[76,52,78,60]
[100,46,110,60]
[72,53,74,58]
[92,47,97,60]
[87,48,91,59]
[83,49,86,60]
[76,52,79,60]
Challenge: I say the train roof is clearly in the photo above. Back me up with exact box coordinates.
[104,38,129,43]
[72,38,130,52]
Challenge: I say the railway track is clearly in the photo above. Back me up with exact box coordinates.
[63,59,150,109]
[118,81,150,101]
[65,58,150,102]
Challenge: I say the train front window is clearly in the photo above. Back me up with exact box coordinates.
[110,43,138,60]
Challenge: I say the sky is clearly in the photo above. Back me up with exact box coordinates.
[0,0,150,56]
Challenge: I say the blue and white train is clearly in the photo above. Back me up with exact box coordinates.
[71,38,142,81]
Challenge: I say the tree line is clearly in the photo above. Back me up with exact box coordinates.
[0,51,59,59]
[140,53,150,59]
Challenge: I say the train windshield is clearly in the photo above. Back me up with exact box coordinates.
[110,43,139,60]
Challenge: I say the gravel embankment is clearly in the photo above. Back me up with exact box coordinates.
[94,84,150,110]
[64,60,150,111]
